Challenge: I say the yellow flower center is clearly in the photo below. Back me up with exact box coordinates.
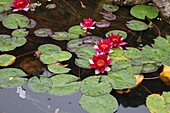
[97,60,105,67]
[17,1,24,5]
[101,44,108,49]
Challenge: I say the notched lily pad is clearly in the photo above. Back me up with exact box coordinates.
[0,54,16,66]
[28,76,53,93]
[80,94,118,113]
[0,68,27,88]
[68,25,86,36]
[34,28,53,37]
[51,31,69,40]
[80,76,112,96]
[12,29,29,37]
[105,30,127,39]
[38,44,61,55]
[2,14,29,29]
[126,20,148,31]
[48,64,71,74]
[48,74,81,96]
[75,58,90,69]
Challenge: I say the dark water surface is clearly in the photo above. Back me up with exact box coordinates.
[1,0,170,113]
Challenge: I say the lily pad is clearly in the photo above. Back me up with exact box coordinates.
[38,44,61,55]
[68,25,86,36]
[28,76,53,93]
[123,47,142,59]
[96,20,110,28]
[2,14,29,29]
[48,74,81,96]
[111,60,132,72]
[0,35,27,52]
[0,0,13,13]
[34,28,52,37]
[55,51,72,62]
[75,58,90,69]
[51,31,69,41]
[126,20,148,31]
[130,5,158,20]
[80,76,112,96]
[105,30,127,39]
[25,19,37,29]
[141,63,159,73]
[109,47,124,58]
[146,93,170,113]
[12,29,29,37]
[108,71,136,89]
[102,4,119,12]
[0,54,16,66]
[40,54,58,64]
[48,64,71,74]
[79,94,118,113]
[0,68,27,88]
[103,12,116,21]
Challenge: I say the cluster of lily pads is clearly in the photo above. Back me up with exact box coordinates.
[0,0,170,113]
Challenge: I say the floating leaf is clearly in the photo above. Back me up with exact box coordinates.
[123,47,142,59]
[96,20,110,28]
[79,94,118,113]
[130,5,158,20]
[12,29,29,37]
[55,51,72,62]
[48,74,81,96]
[75,58,90,69]
[28,76,53,93]
[103,13,116,21]
[0,54,16,66]
[38,44,61,55]
[141,63,159,73]
[46,3,56,9]
[34,28,52,37]
[102,4,119,12]
[40,54,58,64]
[80,76,112,96]
[0,13,6,21]
[0,0,13,13]
[0,68,27,88]
[109,48,123,58]
[146,93,170,113]
[111,60,132,72]
[126,20,148,31]
[108,71,136,89]
[105,30,127,39]
[0,35,27,52]
[51,31,69,40]
[2,14,29,29]
[25,19,36,29]
[48,64,71,74]
[68,25,86,36]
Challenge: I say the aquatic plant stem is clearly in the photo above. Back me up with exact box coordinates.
[144,76,160,80]
[16,51,36,58]
[147,18,161,36]
[141,84,152,94]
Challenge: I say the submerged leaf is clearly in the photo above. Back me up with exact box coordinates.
[0,54,16,66]
[34,28,52,37]
[79,94,118,113]
[46,3,56,9]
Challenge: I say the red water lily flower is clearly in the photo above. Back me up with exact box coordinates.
[89,54,112,74]
[94,38,113,54]
[107,33,128,48]
[11,0,30,12]
[80,18,96,29]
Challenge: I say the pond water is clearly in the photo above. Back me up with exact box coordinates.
[1,0,170,113]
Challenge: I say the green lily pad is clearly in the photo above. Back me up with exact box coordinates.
[130,5,158,20]
[28,76,53,93]
[109,48,124,58]
[12,29,29,37]
[79,94,118,113]
[40,54,58,64]
[105,30,127,39]
[55,51,72,62]
[46,3,56,9]
[75,58,90,69]
[51,31,69,41]
[108,71,136,89]
[48,74,81,96]
[34,28,52,37]
[0,54,16,66]
[2,14,29,29]
[80,76,112,96]
[68,25,86,36]
[68,33,79,39]
[111,60,132,72]
[0,35,27,52]
[0,68,27,88]
[141,63,159,73]
[48,64,71,74]
[126,20,148,31]
[123,47,142,59]
[38,44,61,55]
[146,93,170,113]
[102,4,119,12]
[75,47,96,60]
[0,0,13,12]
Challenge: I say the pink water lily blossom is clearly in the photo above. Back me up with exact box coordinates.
[89,54,112,74]
[94,38,113,54]
[107,33,128,48]
[11,0,30,12]
[80,18,96,29]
